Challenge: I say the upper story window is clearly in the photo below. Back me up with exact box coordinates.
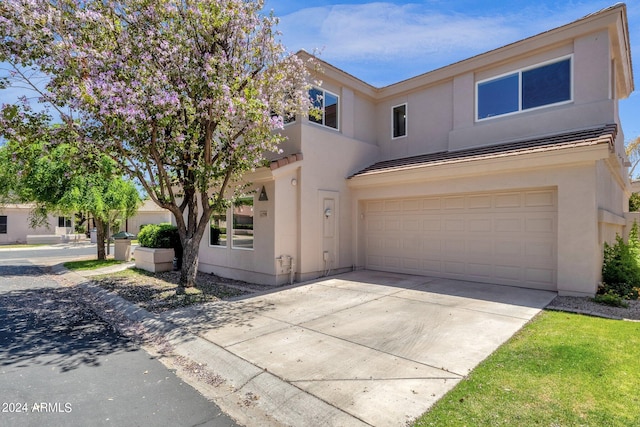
[476,56,572,121]
[309,87,339,130]
[0,216,6,234]
[392,104,407,138]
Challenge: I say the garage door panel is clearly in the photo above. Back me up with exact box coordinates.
[525,190,555,207]
[468,219,492,232]
[468,195,492,209]
[364,188,557,290]
[422,198,441,210]
[525,216,555,233]
[444,261,466,274]
[367,218,384,232]
[445,219,464,232]
[422,259,442,273]
[443,197,465,210]
[495,193,522,208]
[495,240,522,256]
[422,219,441,231]
[495,217,522,232]
[495,265,521,281]
[525,241,555,259]
[402,218,421,231]
[468,263,493,278]
[385,219,401,232]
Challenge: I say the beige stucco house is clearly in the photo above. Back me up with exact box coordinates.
[124,199,173,235]
[0,204,75,244]
[198,4,634,296]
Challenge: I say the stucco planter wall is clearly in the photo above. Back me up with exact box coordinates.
[134,247,175,273]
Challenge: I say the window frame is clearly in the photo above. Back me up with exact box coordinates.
[0,215,6,234]
[391,103,407,139]
[58,216,72,228]
[308,87,340,130]
[475,55,573,122]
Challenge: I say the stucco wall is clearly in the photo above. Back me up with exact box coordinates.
[0,207,58,244]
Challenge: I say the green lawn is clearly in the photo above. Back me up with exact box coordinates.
[414,311,640,427]
[64,259,125,271]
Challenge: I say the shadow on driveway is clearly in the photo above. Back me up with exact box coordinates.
[0,285,137,373]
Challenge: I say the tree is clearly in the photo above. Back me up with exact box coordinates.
[626,136,640,180]
[0,0,310,288]
[0,106,141,260]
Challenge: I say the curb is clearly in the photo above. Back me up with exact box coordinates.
[51,264,369,427]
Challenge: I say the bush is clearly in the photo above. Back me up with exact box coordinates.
[600,222,640,300]
[592,291,629,308]
[137,223,178,249]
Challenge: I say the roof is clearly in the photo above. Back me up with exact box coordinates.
[349,124,617,178]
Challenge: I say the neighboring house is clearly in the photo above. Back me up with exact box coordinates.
[198,4,633,296]
[124,199,173,236]
[0,204,73,244]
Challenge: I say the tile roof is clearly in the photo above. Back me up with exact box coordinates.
[349,124,617,178]
[269,153,303,171]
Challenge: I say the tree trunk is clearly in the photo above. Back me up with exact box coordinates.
[179,239,199,288]
[95,217,106,260]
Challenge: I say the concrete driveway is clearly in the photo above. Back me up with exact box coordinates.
[163,270,556,426]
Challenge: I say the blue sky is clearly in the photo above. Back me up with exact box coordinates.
[265,0,640,141]
[2,1,639,141]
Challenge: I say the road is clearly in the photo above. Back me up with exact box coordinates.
[0,248,240,427]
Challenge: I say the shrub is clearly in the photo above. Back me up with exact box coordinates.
[138,223,178,249]
[600,222,640,300]
[592,290,629,308]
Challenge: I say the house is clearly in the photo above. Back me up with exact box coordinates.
[124,199,173,236]
[0,204,76,244]
[197,4,633,296]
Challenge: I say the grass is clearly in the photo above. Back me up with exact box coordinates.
[91,268,249,313]
[64,259,125,271]
[414,311,640,427]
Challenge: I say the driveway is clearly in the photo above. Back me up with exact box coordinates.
[162,270,556,426]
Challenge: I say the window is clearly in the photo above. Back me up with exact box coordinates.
[209,212,228,247]
[309,87,339,129]
[0,216,6,234]
[477,56,572,120]
[232,197,254,250]
[392,104,407,138]
[58,216,72,228]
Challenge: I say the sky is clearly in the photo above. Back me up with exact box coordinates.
[1,1,639,141]
[264,0,640,141]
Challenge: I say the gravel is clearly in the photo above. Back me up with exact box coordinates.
[547,296,640,321]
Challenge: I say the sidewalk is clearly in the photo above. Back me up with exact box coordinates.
[53,263,366,427]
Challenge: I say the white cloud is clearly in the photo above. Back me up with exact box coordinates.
[274,2,615,85]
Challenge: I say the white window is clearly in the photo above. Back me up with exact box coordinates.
[476,56,572,121]
[308,87,339,129]
[232,196,254,250]
[392,104,407,138]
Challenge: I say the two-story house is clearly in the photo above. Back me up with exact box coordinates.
[197,4,633,297]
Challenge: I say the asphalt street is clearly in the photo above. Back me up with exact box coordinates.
[0,250,240,427]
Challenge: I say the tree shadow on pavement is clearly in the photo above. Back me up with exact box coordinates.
[0,286,138,373]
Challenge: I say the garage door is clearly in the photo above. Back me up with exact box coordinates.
[364,188,557,290]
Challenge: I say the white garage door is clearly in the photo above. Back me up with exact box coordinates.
[364,188,557,290]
